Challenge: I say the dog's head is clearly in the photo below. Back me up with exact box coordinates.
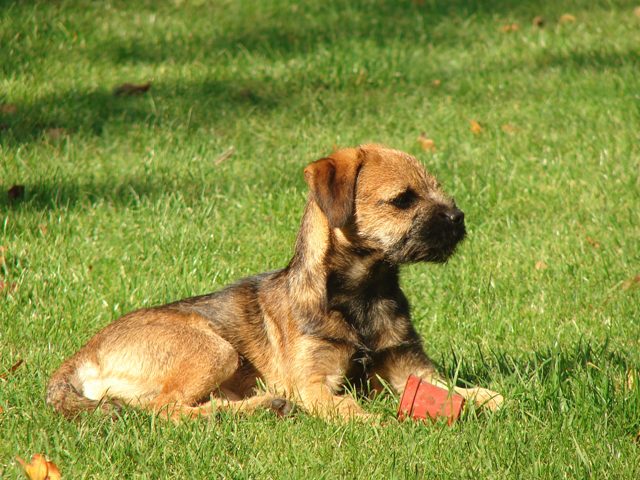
[304,144,465,264]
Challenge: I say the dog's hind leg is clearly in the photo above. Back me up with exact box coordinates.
[156,393,295,422]
[47,309,242,418]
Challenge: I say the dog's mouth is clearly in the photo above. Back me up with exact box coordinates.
[417,225,466,263]
[386,214,466,264]
[423,215,466,262]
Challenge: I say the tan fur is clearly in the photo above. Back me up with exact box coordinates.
[47,144,502,422]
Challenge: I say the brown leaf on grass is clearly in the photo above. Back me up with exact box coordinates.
[418,133,436,152]
[559,14,576,24]
[470,120,483,134]
[535,260,548,271]
[8,185,25,201]
[622,275,640,291]
[585,236,601,248]
[532,16,545,28]
[0,359,24,381]
[0,405,4,414]
[635,6,640,18]
[0,280,18,296]
[500,23,520,32]
[501,124,518,134]
[16,454,61,480]
[214,146,235,165]
[45,128,66,140]
[38,224,48,236]
[0,103,18,114]
[432,79,441,87]
[113,81,152,96]
[0,245,6,266]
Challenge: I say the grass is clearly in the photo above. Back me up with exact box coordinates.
[1,0,639,477]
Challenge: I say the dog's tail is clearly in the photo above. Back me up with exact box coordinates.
[46,360,120,419]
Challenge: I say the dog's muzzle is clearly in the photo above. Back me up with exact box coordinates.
[413,206,466,263]
[385,205,466,264]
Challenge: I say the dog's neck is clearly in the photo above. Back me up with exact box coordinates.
[287,199,398,315]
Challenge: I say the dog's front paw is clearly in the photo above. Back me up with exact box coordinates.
[268,398,296,417]
[469,388,504,411]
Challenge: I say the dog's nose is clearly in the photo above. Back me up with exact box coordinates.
[440,207,464,225]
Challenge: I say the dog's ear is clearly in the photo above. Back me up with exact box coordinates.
[303,148,362,228]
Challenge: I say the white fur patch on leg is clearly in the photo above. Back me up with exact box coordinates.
[76,361,159,405]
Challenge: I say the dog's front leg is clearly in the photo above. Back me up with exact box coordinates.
[374,344,503,411]
[296,381,368,420]
[290,342,371,421]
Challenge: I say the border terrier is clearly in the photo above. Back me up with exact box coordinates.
[47,144,503,421]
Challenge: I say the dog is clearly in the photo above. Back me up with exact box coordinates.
[47,144,503,421]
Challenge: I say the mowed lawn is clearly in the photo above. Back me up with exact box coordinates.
[1,0,639,477]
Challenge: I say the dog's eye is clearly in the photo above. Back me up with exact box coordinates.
[389,189,417,210]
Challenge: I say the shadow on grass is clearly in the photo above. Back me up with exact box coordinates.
[2,0,600,148]
[0,78,283,145]
[3,44,635,150]
[1,177,165,211]
[440,338,634,389]
[101,0,538,64]
[534,48,640,72]
[2,0,635,212]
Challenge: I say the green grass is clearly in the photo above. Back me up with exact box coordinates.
[1,0,639,477]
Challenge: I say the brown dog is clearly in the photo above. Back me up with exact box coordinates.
[47,144,503,421]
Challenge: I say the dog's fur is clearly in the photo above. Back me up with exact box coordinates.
[47,144,502,421]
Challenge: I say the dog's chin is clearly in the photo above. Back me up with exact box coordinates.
[387,228,466,265]
[420,243,460,264]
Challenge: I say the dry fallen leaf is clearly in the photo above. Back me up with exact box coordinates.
[17,455,47,480]
[432,79,441,87]
[500,23,520,32]
[46,462,62,480]
[214,146,235,165]
[470,120,483,134]
[0,280,18,296]
[0,359,24,380]
[585,236,601,248]
[38,224,48,236]
[0,103,18,114]
[501,124,518,134]
[0,405,4,414]
[418,133,436,152]
[113,81,152,96]
[45,128,66,141]
[535,260,548,271]
[622,275,640,291]
[16,454,61,480]
[559,14,576,24]
[0,245,6,266]
[532,16,545,27]
[586,362,601,371]
[635,6,640,18]
[8,184,25,201]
